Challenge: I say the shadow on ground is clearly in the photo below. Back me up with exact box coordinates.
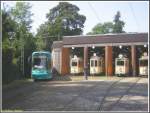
[2,76,148,111]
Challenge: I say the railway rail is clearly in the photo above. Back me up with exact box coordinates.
[97,77,141,111]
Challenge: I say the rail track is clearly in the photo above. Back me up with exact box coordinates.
[62,77,125,110]
[62,81,103,110]
[97,77,141,111]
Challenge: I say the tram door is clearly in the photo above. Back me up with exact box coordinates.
[115,54,129,76]
[139,52,148,76]
[90,60,98,74]
[90,56,103,74]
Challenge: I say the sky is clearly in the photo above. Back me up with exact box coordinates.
[1,1,149,35]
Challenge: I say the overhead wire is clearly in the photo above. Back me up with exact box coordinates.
[128,2,140,32]
[87,2,102,23]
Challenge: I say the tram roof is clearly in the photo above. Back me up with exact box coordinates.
[52,32,148,48]
[90,56,102,60]
[32,51,51,56]
[115,57,129,60]
[71,57,83,60]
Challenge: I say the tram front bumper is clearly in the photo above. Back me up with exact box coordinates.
[32,70,52,80]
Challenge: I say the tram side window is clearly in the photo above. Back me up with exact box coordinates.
[117,61,124,66]
[140,60,148,66]
[95,60,97,67]
[72,61,77,66]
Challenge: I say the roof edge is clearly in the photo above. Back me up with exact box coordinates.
[63,32,148,38]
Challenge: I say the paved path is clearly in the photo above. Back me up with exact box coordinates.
[2,76,148,111]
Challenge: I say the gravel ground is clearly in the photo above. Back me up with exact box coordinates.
[2,76,148,111]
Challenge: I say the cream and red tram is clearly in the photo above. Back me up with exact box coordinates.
[115,54,129,76]
[70,55,83,74]
[90,53,104,75]
[139,52,148,76]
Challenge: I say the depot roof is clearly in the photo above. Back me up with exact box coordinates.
[52,32,148,48]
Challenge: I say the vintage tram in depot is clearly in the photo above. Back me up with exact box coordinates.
[139,52,148,76]
[90,53,104,75]
[70,55,83,74]
[115,54,129,76]
[31,51,53,80]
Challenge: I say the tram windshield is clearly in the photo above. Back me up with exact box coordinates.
[72,61,77,66]
[32,56,48,70]
[117,61,124,66]
[140,60,148,66]
[91,60,98,67]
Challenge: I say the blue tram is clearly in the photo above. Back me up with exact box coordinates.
[31,51,52,80]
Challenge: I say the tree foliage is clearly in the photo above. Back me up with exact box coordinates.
[2,2,36,83]
[46,2,86,36]
[87,22,113,35]
[36,2,86,51]
[2,8,17,42]
[11,2,33,30]
[113,11,125,33]
[87,11,125,35]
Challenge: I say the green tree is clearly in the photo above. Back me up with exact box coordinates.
[2,6,21,84]
[87,11,125,35]
[87,23,103,35]
[10,2,34,50]
[46,2,86,36]
[11,2,33,30]
[2,2,36,80]
[2,8,16,63]
[11,2,36,78]
[35,36,46,51]
[87,22,113,35]
[2,7,17,42]
[103,22,114,33]
[113,11,125,33]
[36,2,86,51]
[34,17,51,51]
[23,33,36,77]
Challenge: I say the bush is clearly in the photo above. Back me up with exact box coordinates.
[2,47,21,84]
